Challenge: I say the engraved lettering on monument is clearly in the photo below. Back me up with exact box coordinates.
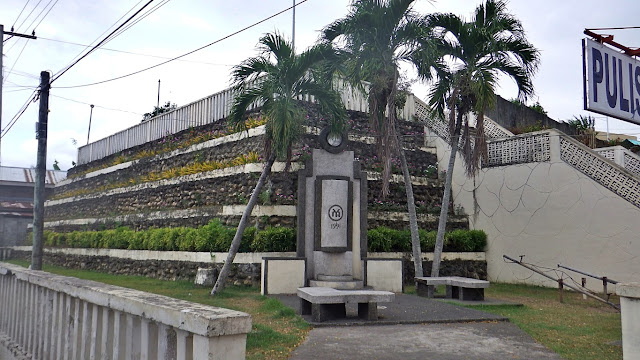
[321,180,348,248]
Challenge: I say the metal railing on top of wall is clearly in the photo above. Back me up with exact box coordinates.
[76,79,417,165]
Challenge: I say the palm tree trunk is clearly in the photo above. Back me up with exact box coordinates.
[397,141,423,278]
[211,154,276,295]
[431,111,462,277]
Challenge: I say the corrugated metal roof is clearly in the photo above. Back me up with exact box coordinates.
[0,166,66,185]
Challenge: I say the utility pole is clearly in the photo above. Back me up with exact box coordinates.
[87,104,94,145]
[157,79,160,110]
[292,0,296,52]
[32,71,50,271]
[0,24,37,166]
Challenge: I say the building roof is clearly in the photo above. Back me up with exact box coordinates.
[0,200,33,217]
[0,166,67,185]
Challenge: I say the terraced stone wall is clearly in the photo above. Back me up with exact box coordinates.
[46,105,468,235]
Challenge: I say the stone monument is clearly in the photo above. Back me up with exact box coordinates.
[296,127,367,289]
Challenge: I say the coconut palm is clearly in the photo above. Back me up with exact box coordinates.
[211,33,346,295]
[323,0,437,278]
[426,0,539,277]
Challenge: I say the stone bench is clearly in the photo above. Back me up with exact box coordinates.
[297,287,395,322]
[415,276,489,301]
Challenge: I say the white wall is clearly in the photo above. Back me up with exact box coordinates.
[428,128,640,291]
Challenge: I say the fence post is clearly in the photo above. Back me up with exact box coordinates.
[558,278,564,303]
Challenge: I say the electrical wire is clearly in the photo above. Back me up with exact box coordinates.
[50,94,144,115]
[1,90,39,139]
[52,0,147,79]
[50,0,156,84]
[31,0,60,33]
[38,36,233,66]
[14,0,44,33]
[101,0,173,48]
[11,0,32,30]
[3,39,31,85]
[52,0,310,89]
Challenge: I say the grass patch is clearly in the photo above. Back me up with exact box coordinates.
[467,283,622,360]
[5,260,308,360]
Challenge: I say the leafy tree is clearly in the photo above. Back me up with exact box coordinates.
[323,0,437,277]
[426,0,539,276]
[211,33,346,295]
[142,101,177,121]
[568,115,596,148]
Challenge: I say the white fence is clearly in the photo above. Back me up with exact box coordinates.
[0,262,251,360]
[594,146,640,178]
[76,79,416,165]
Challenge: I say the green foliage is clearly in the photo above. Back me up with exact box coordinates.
[38,223,486,253]
[367,227,486,253]
[251,226,296,252]
[143,101,177,121]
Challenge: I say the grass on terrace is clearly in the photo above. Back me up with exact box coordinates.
[5,260,308,360]
[8,260,622,360]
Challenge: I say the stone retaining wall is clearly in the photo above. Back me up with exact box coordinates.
[9,249,485,285]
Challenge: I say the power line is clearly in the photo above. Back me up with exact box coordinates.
[52,0,147,80]
[39,36,233,66]
[102,0,173,48]
[52,0,310,89]
[1,90,38,139]
[14,0,44,33]
[31,0,60,33]
[11,0,32,30]
[50,0,156,84]
[50,94,143,115]
[3,39,31,85]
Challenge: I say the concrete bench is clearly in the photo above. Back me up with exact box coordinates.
[415,276,489,301]
[297,287,395,322]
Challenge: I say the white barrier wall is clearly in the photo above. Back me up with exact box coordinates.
[0,262,251,360]
[426,127,640,290]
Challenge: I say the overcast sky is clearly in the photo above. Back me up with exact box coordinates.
[2,0,639,170]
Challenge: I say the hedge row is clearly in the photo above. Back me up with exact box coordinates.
[35,220,295,253]
[32,221,485,253]
[367,227,487,252]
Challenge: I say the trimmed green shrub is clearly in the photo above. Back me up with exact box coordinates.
[251,226,296,252]
[367,227,484,253]
[35,222,486,253]
[419,230,437,252]
[468,230,487,251]
[445,229,472,252]
[367,227,392,252]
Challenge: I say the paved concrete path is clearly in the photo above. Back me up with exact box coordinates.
[290,321,562,360]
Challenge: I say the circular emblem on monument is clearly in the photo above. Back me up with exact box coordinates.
[319,126,347,154]
[328,205,344,221]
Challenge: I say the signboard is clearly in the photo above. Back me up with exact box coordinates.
[583,38,640,125]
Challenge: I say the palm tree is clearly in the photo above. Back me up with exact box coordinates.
[323,0,437,278]
[211,33,346,295]
[425,0,539,277]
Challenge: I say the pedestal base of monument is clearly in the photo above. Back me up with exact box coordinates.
[310,274,364,290]
[297,287,394,322]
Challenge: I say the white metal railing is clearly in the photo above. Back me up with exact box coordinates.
[76,79,415,165]
[0,262,251,360]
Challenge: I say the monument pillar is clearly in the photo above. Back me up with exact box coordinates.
[297,128,367,289]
